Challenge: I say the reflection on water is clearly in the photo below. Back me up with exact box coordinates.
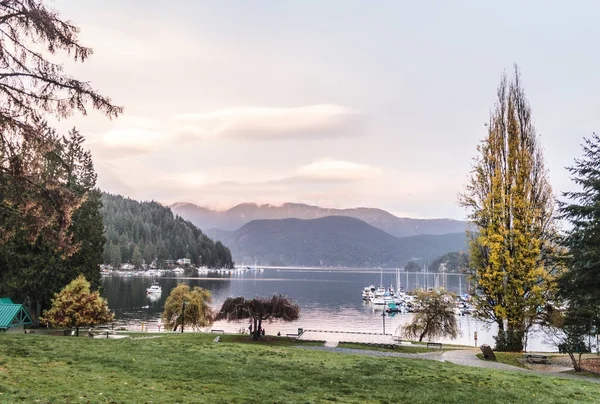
[101,268,554,351]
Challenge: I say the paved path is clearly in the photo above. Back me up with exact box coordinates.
[441,349,530,372]
[295,345,600,384]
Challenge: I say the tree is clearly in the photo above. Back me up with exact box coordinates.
[132,245,143,268]
[404,261,421,272]
[216,294,300,340]
[0,130,105,323]
[0,0,121,253]
[402,290,459,342]
[41,275,113,336]
[540,303,592,372]
[460,66,558,351]
[558,133,600,326]
[162,284,214,332]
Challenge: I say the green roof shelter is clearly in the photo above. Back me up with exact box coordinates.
[0,298,32,333]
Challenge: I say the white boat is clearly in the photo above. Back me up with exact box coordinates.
[370,297,386,305]
[146,282,162,294]
[362,285,375,300]
[172,267,185,274]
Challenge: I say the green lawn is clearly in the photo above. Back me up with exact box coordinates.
[0,333,599,403]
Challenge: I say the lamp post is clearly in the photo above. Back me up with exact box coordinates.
[382,311,386,335]
[181,299,187,333]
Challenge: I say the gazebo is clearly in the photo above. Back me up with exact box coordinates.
[0,297,32,333]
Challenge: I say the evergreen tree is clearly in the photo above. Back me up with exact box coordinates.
[0,130,105,322]
[460,66,559,351]
[558,133,600,351]
[0,1,121,253]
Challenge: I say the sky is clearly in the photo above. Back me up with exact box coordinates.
[52,0,600,220]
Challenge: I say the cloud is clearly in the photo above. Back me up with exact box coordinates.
[173,104,363,140]
[88,127,169,159]
[294,159,382,182]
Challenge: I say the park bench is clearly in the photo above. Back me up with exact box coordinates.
[427,342,443,349]
[525,354,549,364]
[286,333,299,338]
[210,329,224,334]
[89,328,116,338]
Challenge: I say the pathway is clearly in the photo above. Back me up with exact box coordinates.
[295,345,600,384]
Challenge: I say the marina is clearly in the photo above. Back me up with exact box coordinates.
[101,266,556,351]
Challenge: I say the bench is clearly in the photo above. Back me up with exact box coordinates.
[427,342,443,349]
[210,329,224,334]
[89,329,116,338]
[286,333,299,338]
[525,354,549,364]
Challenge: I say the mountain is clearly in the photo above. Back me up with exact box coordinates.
[101,193,234,268]
[211,216,467,267]
[171,202,467,238]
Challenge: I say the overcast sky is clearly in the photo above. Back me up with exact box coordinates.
[53,0,599,219]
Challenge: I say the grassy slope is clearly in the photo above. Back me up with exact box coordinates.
[0,334,598,403]
[476,352,531,369]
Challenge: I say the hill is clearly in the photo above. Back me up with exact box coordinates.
[213,215,466,267]
[101,193,234,268]
[171,202,467,238]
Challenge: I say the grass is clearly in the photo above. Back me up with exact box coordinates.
[1,334,599,403]
[476,352,531,369]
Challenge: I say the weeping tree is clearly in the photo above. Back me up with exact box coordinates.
[41,275,113,336]
[216,294,300,340]
[162,284,214,332]
[460,65,559,351]
[403,290,459,342]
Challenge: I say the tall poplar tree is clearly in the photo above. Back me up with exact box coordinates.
[460,66,558,351]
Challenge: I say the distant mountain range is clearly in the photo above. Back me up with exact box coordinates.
[196,216,468,268]
[171,202,467,238]
[170,202,469,268]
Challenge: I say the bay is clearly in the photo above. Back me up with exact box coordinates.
[101,267,555,351]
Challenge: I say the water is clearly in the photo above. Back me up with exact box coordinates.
[101,268,555,351]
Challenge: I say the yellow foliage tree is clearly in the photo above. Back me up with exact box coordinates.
[42,275,113,336]
[162,284,214,332]
[460,66,559,351]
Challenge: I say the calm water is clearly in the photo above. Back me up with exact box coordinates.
[101,268,555,351]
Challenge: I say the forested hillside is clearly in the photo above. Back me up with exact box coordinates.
[101,193,233,268]
[428,251,470,273]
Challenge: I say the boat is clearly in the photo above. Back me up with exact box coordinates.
[172,267,185,274]
[362,285,375,300]
[146,281,162,294]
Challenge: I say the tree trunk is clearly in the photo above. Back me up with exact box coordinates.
[75,326,79,337]
[252,318,259,341]
[568,352,582,372]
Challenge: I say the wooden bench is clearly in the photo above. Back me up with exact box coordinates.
[427,342,443,349]
[525,354,548,364]
[286,333,299,338]
[210,329,225,334]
